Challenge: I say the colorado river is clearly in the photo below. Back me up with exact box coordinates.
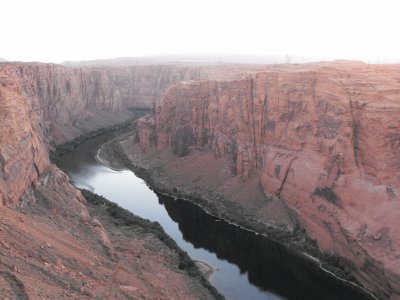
[58,128,372,300]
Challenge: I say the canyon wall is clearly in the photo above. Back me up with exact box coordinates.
[2,60,400,298]
[0,62,230,299]
[0,62,211,205]
[136,62,400,298]
[0,61,260,212]
[0,71,49,206]
[2,63,206,144]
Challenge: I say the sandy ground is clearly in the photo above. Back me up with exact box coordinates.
[194,261,216,279]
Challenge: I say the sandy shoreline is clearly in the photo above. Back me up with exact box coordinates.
[96,130,377,300]
[194,260,217,279]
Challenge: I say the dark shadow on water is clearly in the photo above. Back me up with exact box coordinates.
[57,125,374,300]
[158,194,373,300]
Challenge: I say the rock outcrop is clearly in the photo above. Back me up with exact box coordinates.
[0,71,49,206]
[136,62,400,299]
[0,62,212,205]
[0,165,218,299]
[1,63,207,144]
[0,61,268,205]
[0,61,230,299]
[2,59,400,298]
[1,62,263,145]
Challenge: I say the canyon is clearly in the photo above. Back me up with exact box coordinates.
[0,60,400,299]
[0,62,227,299]
[133,61,400,299]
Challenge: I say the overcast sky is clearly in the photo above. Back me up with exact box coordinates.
[2,0,400,63]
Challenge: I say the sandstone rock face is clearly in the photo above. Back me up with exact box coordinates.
[3,59,400,298]
[0,61,258,207]
[137,62,400,298]
[2,63,206,144]
[0,61,228,299]
[0,165,217,300]
[0,71,49,205]
[0,62,211,205]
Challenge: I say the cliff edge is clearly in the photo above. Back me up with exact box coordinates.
[135,62,400,299]
[0,62,227,299]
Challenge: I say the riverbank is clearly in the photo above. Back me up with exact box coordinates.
[193,260,216,279]
[50,107,150,164]
[82,189,223,299]
[0,163,222,299]
[50,116,224,299]
[98,132,377,300]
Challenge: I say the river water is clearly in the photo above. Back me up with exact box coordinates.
[58,129,371,300]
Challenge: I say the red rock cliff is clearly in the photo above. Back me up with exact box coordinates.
[137,62,400,298]
[0,61,227,299]
[3,59,399,298]
[0,71,49,205]
[2,63,206,144]
[0,61,259,206]
[0,61,206,207]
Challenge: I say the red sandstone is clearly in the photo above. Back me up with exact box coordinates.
[1,60,400,298]
[137,61,400,299]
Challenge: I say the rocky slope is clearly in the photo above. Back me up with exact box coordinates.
[2,62,265,144]
[0,62,235,299]
[135,61,400,299]
[0,165,219,299]
[0,62,263,205]
[1,63,205,144]
[0,70,49,206]
[2,59,400,299]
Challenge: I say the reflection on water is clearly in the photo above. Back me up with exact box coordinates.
[58,130,372,300]
[159,195,372,300]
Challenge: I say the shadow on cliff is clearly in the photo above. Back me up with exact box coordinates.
[157,194,374,300]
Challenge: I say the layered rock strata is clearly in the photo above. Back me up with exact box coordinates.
[2,59,400,298]
[0,62,266,205]
[0,70,49,206]
[1,63,205,144]
[0,165,218,299]
[0,62,243,299]
[136,62,400,299]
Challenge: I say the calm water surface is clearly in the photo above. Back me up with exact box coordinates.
[58,130,371,300]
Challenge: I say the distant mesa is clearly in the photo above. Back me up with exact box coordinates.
[62,54,331,67]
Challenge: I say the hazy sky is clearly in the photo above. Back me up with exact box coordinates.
[2,0,400,63]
